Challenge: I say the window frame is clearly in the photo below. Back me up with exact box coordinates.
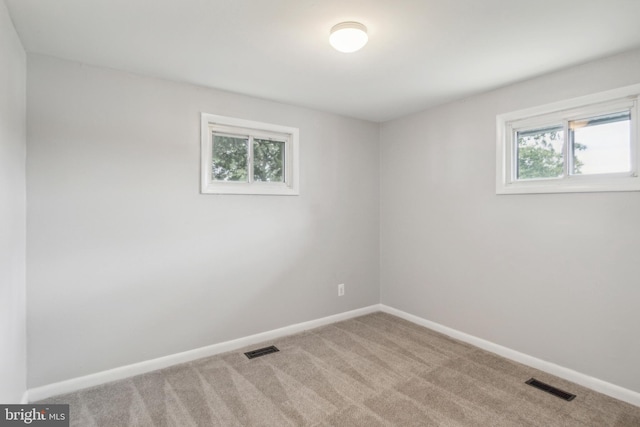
[201,113,299,195]
[496,84,640,195]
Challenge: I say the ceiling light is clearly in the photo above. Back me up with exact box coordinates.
[329,22,368,53]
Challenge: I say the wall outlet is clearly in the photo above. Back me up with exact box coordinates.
[338,283,345,296]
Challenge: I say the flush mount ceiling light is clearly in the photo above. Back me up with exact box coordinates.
[329,21,368,53]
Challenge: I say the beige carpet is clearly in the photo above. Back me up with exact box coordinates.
[40,312,640,426]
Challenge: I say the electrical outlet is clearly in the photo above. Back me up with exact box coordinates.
[338,283,345,296]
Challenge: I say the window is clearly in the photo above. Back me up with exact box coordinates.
[496,84,640,194]
[201,113,299,195]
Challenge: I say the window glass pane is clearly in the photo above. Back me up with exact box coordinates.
[516,126,564,180]
[570,112,631,175]
[212,134,248,181]
[253,139,285,182]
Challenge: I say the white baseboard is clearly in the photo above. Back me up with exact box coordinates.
[28,303,640,408]
[28,304,381,402]
[380,304,640,408]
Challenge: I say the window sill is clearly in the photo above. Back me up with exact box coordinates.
[496,174,640,195]
[201,181,299,196]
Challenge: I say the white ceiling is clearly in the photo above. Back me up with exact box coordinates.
[6,0,640,122]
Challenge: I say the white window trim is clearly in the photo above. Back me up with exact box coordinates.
[496,84,640,195]
[201,113,300,195]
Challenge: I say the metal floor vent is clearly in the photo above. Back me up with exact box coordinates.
[525,378,576,401]
[244,345,279,359]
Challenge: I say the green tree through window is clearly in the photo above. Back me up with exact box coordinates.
[517,130,584,179]
[253,139,284,182]
[212,135,248,181]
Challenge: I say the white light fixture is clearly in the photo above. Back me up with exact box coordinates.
[329,22,368,53]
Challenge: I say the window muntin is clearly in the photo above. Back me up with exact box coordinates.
[201,114,299,195]
[496,85,640,194]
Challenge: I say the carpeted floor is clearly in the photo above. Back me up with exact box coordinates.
[40,312,640,426]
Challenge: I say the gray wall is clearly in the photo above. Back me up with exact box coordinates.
[26,55,380,388]
[380,48,640,393]
[24,42,640,396]
[0,0,27,403]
